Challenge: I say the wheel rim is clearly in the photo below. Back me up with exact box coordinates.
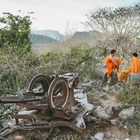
[48,77,69,109]
[28,75,51,97]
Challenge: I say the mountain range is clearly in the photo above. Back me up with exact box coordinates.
[30,34,59,47]
[30,29,103,52]
[32,30,64,41]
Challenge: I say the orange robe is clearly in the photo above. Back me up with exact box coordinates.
[105,55,121,78]
[118,70,131,81]
[118,56,140,81]
[130,56,140,74]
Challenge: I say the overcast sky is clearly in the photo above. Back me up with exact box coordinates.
[0,0,139,33]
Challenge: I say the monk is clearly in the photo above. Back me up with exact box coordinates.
[130,52,140,74]
[118,52,140,81]
[101,49,122,86]
[105,49,122,77]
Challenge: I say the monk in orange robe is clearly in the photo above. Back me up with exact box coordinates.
[118,52,140,81]
[105,50,122,78]
[101,49,122,86]
[130,52,140,74]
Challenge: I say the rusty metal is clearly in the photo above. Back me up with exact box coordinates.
[0,73,94,139]
[27,74,53,96]
[0,121,84,138]
[0,96,42,103]
[48,77,70,109]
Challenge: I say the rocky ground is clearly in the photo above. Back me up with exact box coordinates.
[79,79,140,140]
[0,79,139,140]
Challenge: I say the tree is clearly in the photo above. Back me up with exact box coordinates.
[86,3,140,61]
[0,12,37,95]
[0,12,32,55]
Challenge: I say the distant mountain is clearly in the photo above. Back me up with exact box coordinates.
[65,30,103,46]
[30,30,103,54]
[30,34,59,46]
[32,30,64,41]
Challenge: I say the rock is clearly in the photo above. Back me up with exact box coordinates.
[100,94,108,100]
[94,106,110,120]
[94,91,101,94]
[118,107,135,121]
[113,105,122,112]
[14,135,25,140]
[111,105,122,117]
[125,138,130,140]
[91,136,96,140]
[130,135,140,140]
[94,132,104,140]
[121,125,129,135]
[111,119,118,125]
[79,81,92,89]
[101,85,109,92]
[85,134,96,140]
[105,130,111,138]
[93,100,102,106]
[87,136,96,140]
[105,106,114,116]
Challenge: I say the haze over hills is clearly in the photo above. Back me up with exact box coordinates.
[30,34,59,47]
[30,29,103,53]
[32,30,64,41]
[66,30,103,47]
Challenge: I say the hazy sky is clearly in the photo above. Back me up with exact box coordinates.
[0,0,139,33]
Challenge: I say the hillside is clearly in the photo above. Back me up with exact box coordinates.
[32,30,64,41]
[30,34,59,47]
[64,30,103,47]
[30,30,103,54]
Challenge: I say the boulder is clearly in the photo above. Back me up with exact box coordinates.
[94,132,104,140]
[94,106,110,120]
[118,107,135,121]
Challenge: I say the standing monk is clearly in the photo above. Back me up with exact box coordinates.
[130,52,140,74]
[101,49,122,86]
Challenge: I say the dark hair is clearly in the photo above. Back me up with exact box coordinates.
[133,52,138,57]
[111,49,116,54]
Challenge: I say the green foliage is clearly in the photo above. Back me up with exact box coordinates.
[39,51,64,75]
[0,12,32,55]
[0,13,37,95]
[116,89,140,105]
[126,108,140,134]
[40,51,64,63]
[87,94,101,105]
[39,45,103,81]
[23,52,40,67]
[0,51,40,95]
[116,84,140,134]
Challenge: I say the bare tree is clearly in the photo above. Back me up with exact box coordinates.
[64,22,78,40]
[86,3,140,61]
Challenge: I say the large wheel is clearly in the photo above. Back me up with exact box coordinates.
[27,74,51,97]
[47,77,69,109]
